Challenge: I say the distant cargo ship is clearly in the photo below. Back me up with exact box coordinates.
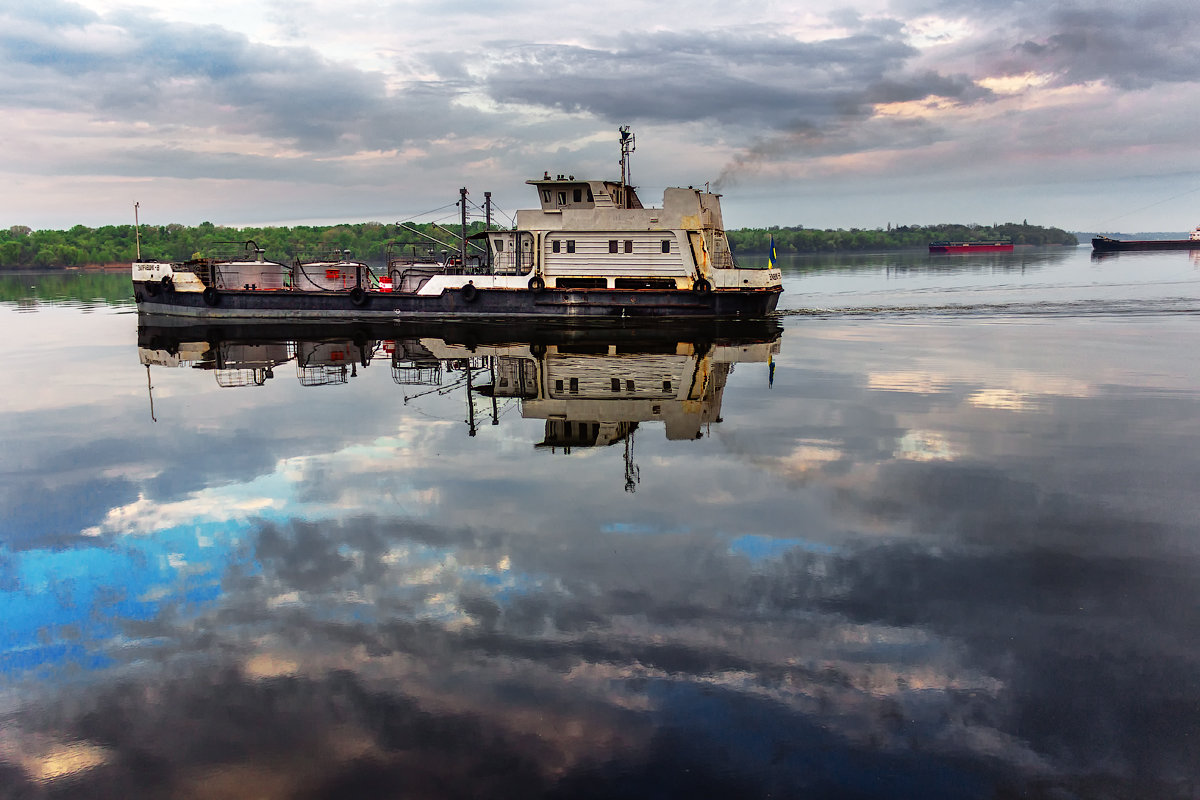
[1091,227,1200,252]
[928,241,1014,253]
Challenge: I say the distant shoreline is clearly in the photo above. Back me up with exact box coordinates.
[0,220,1079,268]
[2,243,1087,270]
[1,243,1089,271]
[0,263,130,272]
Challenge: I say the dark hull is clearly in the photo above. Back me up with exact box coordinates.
[1091,237,1200,252]
[137,315,785,352]
[133,283,781,321]
[929,242,1014,253]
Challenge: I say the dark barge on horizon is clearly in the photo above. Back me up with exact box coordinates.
[1091,227,1200,252]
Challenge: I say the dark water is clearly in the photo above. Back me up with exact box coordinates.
[2,249,1199,798]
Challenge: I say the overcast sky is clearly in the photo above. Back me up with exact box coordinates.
[3,0,1198,232]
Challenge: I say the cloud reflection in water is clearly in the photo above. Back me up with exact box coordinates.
[1,315,1198,797]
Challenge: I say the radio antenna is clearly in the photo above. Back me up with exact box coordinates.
[618,126,636,203]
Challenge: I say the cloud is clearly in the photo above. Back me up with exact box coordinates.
[6,315,1200,795]
[3,1,1200,237]
[0,1,494,168]
[905,0,1200,91]
[0,6,991,192]
[10,495,1195,796]
[480,30,962,130]
[800,539,1200,776]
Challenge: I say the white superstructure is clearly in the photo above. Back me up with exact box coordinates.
[486,175,782,293]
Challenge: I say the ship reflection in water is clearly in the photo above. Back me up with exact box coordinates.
[138,320,778,469]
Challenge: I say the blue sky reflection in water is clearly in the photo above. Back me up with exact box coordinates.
[1,249,1199,798]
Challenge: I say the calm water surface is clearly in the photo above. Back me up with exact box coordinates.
[2,248,1199,798]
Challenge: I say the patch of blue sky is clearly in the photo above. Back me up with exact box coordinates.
[601,522,690,536]
[0,517,259,682]
[0,642,113,677]
[473,571,509,588]
[459,564,529,599]
[727,533,837,564]
[486,563,555,606]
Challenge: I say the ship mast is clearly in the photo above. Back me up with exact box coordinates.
[134,201,141,260]
[618,126,636,209]
[459,187,468,269]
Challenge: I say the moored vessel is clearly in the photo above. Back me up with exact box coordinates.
[928,240,1014,253]
[1091,227,1200,252]
[132,130,782,321]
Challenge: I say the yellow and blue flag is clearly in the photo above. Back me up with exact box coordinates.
[768,234,777,269]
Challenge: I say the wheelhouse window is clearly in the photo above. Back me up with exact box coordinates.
[661,240,671,253]
[495,238,504,252]
[557,191,567,206]
[573,189,582,203]
[542,190,551,203]
[609,240,618,253]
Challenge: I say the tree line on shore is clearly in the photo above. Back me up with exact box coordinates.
[0,219,1077,269]
[725,222,1076,253]
[0,221,484,270]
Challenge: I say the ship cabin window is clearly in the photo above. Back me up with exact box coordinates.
[587,187,594,202]
[557,191,567,206]
[611,378,620,392]
[624,240,633,253]
[552,240,561,253]
[573,189,582,203]
[609,240,618,253]
[555,379,563,393]
[569,377,579,394]
[661,240,671,253]
[495,238,504,252]
[542,190,551,203]
[663,380,672,392]
[626,379,635,392]
[567,240,575,253]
